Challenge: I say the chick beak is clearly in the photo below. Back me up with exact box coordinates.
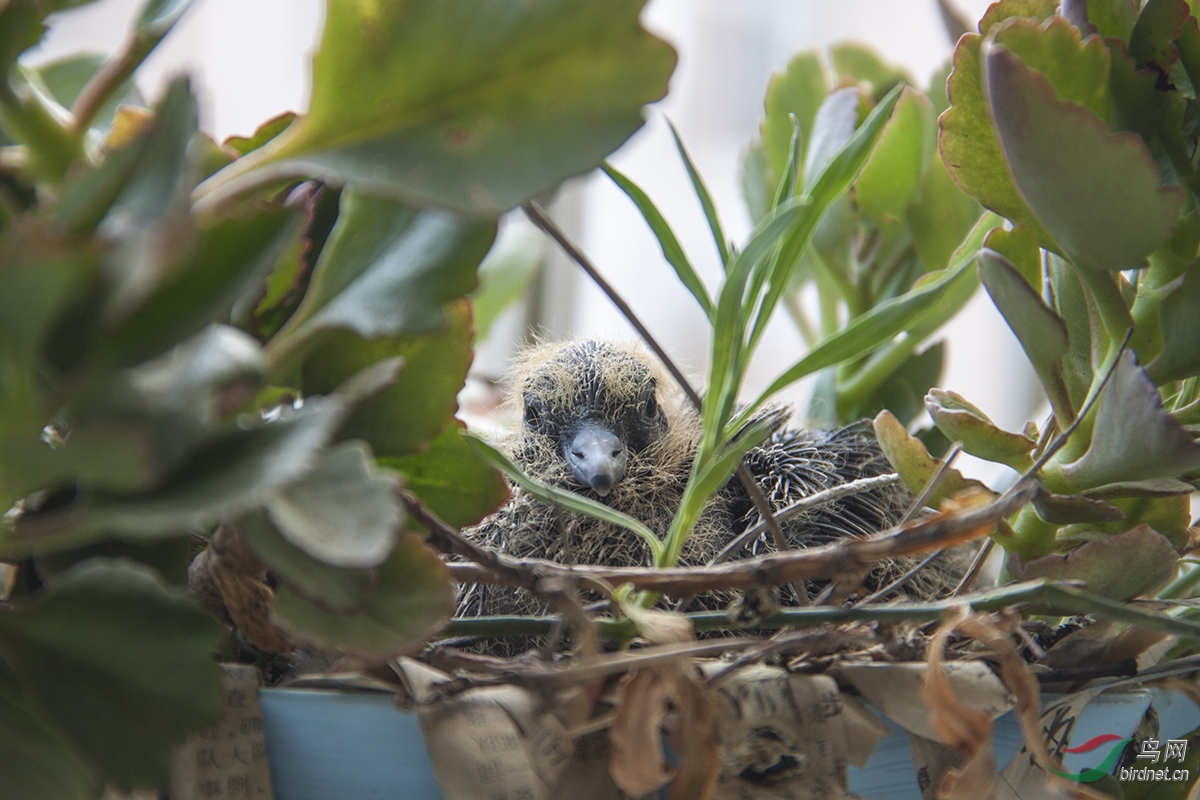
[565,422,628,497]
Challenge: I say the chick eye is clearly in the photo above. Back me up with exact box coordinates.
[643,393,658,419]
[524,398,546,430]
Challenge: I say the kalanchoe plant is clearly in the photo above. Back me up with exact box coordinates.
[880,0,1200,597]
[741,44,985,430]
[0,0,674,795]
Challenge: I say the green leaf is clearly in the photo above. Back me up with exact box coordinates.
[855,87,935,227]
[830,43,912,99]
[301,299,474,457]
[465,435,663,559]
[269,192,495,367]
[103,205,301,367]
[1129,0,1190,71]
[762,51,828,187]
[0,229,94,366]
[984,43,1184,272]
[1147,262,1200,383]
[803,88,861,193]
[983,224,1041,287]
[0,1,45,78]
[992,16,1112,122]
[741,140,774,225]
[668,119,730,267]
[271,533,453,659]
[978,0,1058,35]
[222,111,295,156]
[603,163,712,316]
[940,32,1055,246]
[265,440,401,569]
[0,559,224,789]
[1061,350,1200,488]
[925,388,1036,469]
[470,220,544,340]
[845,343,945,427]
[1087,0,1139,40]
[0,664,97,800]
[907,150,984,273]
[203,0,675,214]
[2,360,401,557]
[872,410,985,507]
[978,249,1074,423]
[380,422,508,529]
[236,510,373,613]
[752,213,998,407]
[1022,524,1177,601]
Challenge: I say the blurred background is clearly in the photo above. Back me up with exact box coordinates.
[27,0,1041,476]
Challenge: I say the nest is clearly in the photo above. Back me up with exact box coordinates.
[457,340,960,650]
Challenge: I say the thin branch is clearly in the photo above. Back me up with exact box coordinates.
[951,538,995,597]
[708,472,902,564]
[443,483,1036,596]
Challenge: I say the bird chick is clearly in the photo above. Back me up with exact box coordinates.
[459,340,937,626]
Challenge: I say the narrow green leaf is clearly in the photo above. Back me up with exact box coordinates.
[667,119,729,267]
[465,435,663,560]
[761,51,828,186]
[772,114,802,211]
[603,162,713,317]
[750,213,998,411]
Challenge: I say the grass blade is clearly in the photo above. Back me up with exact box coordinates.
[734,213,1000,428]
[603,163,714,319]
[465,435,664,561]
[668,118,730,269]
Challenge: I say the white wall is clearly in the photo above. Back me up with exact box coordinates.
[27,0,1044,449]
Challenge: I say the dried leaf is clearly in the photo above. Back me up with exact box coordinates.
[609,670,672,796]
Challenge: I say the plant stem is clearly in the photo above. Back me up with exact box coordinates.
[0,74,81,182]
[445,579,1200,641]
[1074,266,1132,355]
